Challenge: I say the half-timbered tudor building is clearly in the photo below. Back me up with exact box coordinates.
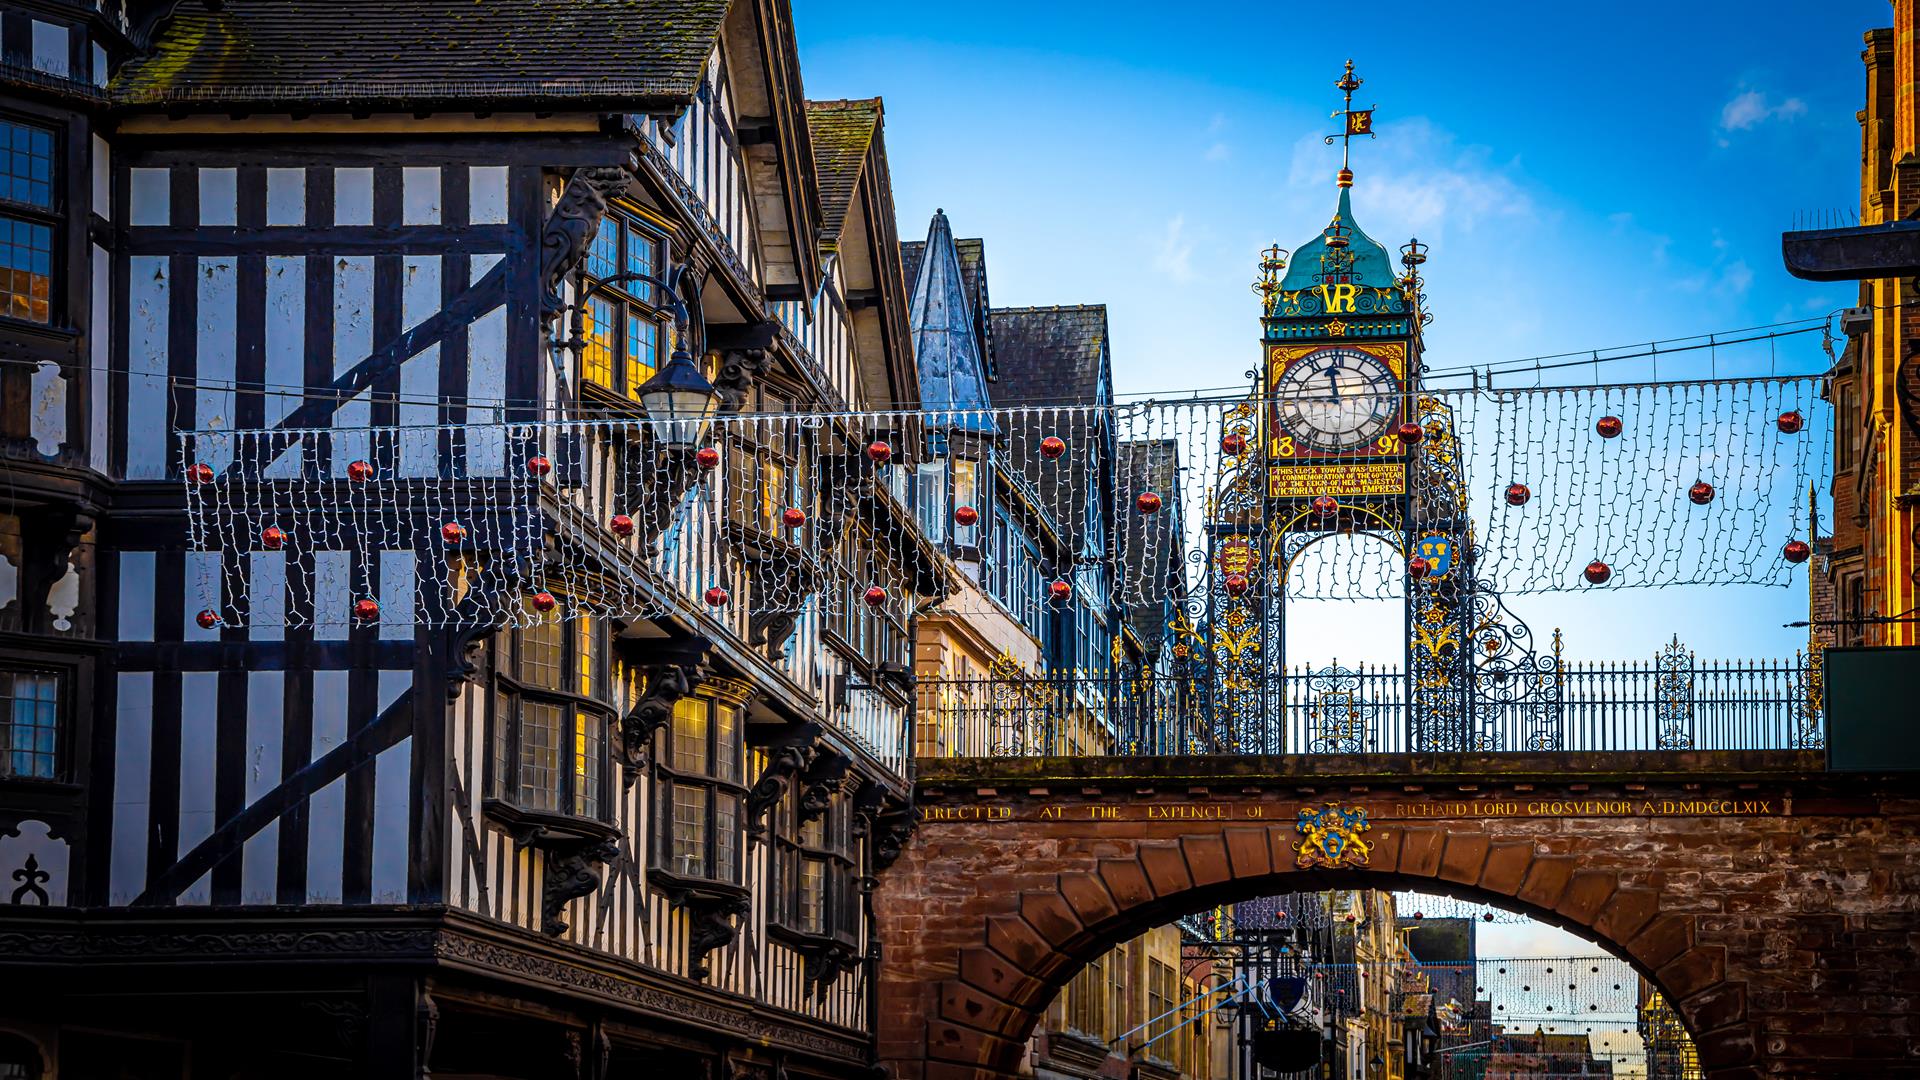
[0,2,938,1077]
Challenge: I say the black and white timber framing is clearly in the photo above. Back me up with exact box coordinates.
[0,2,930,1077]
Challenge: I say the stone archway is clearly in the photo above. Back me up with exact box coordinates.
[873,753,1920,1080]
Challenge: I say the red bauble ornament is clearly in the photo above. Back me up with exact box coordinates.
[1311,494,1339,518]
[1224,572,1251,597]
[703,586,729,607]
[1688,481,1715,505]
[353,598,381,623]
[530,591,557,613]
[1483,912,1495,922]
[1777,410,1805,435]
[1783,539,1812,564]
[1396,421,1425,445]
[954,505,979,527]
[1040,435,1067,460]
[1595,416,1623,439]
[782,507,807,528]
[1505,482,1531,507]
[188,462,215,484]
[1220,432,1248,457]
[866,441,892,465]
[347,460,374,482]
[609,514,634,537]
[695,446,721,470]
[1409,556,1432,579]
[441,521,467,545]
[1048,579,1073,602]
[1583,560,1612,585]
[1413,911,1425,920]
[526,455,552,477]
[195,609,221,630]
[260,525,287,550]
[1135,491,1162,515]
[863,585,888,608]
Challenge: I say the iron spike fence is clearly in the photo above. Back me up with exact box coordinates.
[913,649,1825,758]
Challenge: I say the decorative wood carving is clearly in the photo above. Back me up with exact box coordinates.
[746,560,818,661]
[803,939,860,1000]
[23,507,91,633]
[683,891,751,980]
[541,167,632,324]
[485,800,623,937]
[416,993,438,1080]
[709,321,780,415]
[617,638,713,784]
[853,784,919,873]
[796,749,852,826]
[745,723,821,838]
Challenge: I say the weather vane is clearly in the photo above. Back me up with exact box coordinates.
[1323,59,1376,188]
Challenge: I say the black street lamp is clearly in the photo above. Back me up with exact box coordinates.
[637,340,718,447]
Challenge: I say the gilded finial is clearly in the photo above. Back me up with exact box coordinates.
[1324,59,1378,187]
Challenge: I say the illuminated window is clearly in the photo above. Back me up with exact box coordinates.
[488,604,609,819]
[0,118,55,326]
[772,781,857,941]
[654,690,746,884]
[579,209,668,401]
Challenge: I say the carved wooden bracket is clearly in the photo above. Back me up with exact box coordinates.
[541,166,632,325]
[745,722,822,838]
[22,506,91,633]
[803,939,861,1001]
[616,636,713,785]
[709,320,780,415]
[797,748,852,826]
[678,888,751,980]
[484,800,623,937]
[853,783,919,873]
[745,557,818,661]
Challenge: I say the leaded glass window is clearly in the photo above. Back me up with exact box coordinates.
[654,691,746,885]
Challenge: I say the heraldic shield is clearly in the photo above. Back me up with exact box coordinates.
[1293,803,1373,869]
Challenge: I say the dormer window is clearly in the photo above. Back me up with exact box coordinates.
[580,208,670,404]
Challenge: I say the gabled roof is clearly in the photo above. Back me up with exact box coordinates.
[902,235,993,379]
[989,305,1109,408]
[115,0,731,109]
[805,98,879,245]
[990,305,1112,559]
[908,209,996,433]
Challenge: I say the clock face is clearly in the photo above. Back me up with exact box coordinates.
[1272,346,1399,452]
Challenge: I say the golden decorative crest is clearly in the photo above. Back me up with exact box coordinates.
[1293,803,1373,869]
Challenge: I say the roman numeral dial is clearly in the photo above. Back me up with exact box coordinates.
[1272,346,1398,452]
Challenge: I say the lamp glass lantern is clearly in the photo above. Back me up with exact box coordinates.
[637,337,718,447]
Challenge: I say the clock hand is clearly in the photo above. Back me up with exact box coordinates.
[1324,365,1342,402]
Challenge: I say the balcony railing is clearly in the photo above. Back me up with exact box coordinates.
[914,651,1824,758]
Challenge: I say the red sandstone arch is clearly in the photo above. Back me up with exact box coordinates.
[879,823,1755,1080]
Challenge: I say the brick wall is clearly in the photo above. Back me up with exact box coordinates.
[874,755,1920,1080]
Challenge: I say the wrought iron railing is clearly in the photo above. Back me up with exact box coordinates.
[914,650,1824,758]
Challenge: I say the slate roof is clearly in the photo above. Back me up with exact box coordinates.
[114,0,731,108]
[989,305,1111,556]
[988,305,1109,408]
[1115,439,1184,657]
[805,99,879,244]
[901,235,992,379]
[907,209,996,433]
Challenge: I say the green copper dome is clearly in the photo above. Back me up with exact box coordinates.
[1279,186,1396,291]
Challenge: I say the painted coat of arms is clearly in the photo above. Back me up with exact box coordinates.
[1293,803,1373,869]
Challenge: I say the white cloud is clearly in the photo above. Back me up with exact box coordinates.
[1720,88,1807,132]
[1152,213,1194,281]
[1204,141,1231,162]
[1281,118,1537,242]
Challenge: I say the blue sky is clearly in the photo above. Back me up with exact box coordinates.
[793,1,1879,663]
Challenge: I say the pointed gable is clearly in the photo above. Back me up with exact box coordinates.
[909,210,997,433]
[806,99,879,247]
[902,235,993,380]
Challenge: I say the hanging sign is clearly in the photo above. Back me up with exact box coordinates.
[1217,536,1258,576]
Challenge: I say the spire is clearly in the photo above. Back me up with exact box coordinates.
[909,209,997,434]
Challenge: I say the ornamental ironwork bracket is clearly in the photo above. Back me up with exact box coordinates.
[744,722,822,838]
[616,636,713,785]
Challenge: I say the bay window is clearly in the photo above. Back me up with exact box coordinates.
[653,686,747,885]
[488,608,609,819]
[771,784,858,941]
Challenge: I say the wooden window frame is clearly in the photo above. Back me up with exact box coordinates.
[486,610,611,823]
[579,206,672,407]
[769,784,859,945]
[650,686,748,891]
